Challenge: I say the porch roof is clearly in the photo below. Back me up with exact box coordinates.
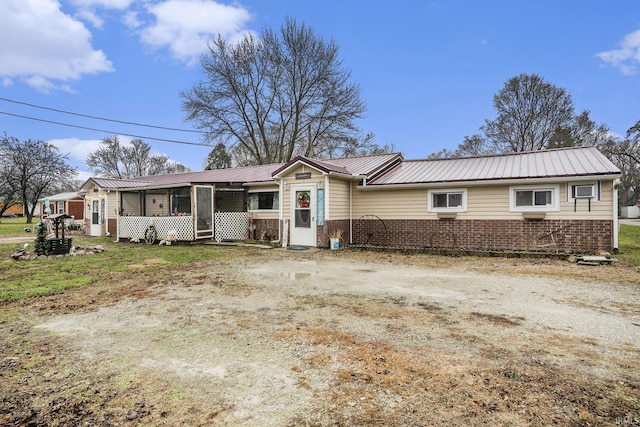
[132,163,284,187]
[80,177,153,191]
[39,192,82,202]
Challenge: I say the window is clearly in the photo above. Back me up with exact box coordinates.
[428,189,467,212]
[247,191,279,211]
[510,185,559,211]
[57,201,64,213]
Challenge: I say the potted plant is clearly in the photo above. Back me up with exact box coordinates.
[329,229,343,250]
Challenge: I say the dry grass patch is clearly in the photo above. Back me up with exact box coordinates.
[278,323,639,427]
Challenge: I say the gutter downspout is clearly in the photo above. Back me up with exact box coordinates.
[278,178,283,245]
[105,190,110,237]
[349,181,353,244]
[613,178,620,251]
[115,190,120,241]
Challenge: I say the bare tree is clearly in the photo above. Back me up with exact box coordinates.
[548,110,611,149]
[0,135,77,223]
[86,136,189,179]
[597,121,640,207]
[427,135,494,159]
[599,136,640,206]
[181,17,366,165]
[482,73,574,152]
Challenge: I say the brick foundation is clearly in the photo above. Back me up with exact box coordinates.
[252,219,280,242]
[352,219,614,253]
[255,218,612,253]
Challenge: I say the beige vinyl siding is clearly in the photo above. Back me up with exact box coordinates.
[465,185,511,219]
[107,192,118,219]
[280,165,324,220]
[353,187,431,219]
[352,180,616,221]
[328,178,350,220]
[550,180,614,220]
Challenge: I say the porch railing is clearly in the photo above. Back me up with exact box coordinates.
[118,213,250,242]
[119,216,194,241]
[215,212,249,242]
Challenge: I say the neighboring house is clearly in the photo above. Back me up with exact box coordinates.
[79,146,622,253]
[0,199,24,217]
[39,192,85,219]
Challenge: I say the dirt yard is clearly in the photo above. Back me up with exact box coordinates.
[2,248,639,426]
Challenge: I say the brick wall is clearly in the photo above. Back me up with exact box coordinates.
[317,220,351,248]
[252,219,280,242]
[352,219,614,253]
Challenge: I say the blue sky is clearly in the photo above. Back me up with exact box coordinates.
[1,0,639,181]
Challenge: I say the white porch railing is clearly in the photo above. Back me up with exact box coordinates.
[119,216,194,241]
[118,213,249,242]
[215,212,249,242]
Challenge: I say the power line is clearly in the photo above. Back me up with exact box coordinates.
[0,111,211,147]
[0,96,204,134]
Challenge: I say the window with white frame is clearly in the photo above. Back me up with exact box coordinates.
[567,181,600,201]
[510,185,559,211]
[428,189,467,212]
[57,201,64,213]
[247,191,279,211]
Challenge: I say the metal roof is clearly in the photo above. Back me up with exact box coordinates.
[272,153,402,178]
[83,177,152,189]
[318,153,402,176]
[133,163,284,186]
[39,192,82,201]
[367,146,621,186]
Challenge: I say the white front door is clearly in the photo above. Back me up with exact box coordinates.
[290,185,316,247]
[90,198,102,236]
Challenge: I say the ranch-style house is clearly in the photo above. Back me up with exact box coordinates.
[77,146,622,254]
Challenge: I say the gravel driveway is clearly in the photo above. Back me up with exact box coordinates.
[33,249,640,425]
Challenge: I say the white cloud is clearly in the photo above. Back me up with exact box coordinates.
[596,29,640,76]
[122,10,142,29]
[74,8,105,29]
[0,0,114,91]
[48,137,103,166]
[70,0,134,28]
[140,0,253,65]
[70,0,134,8]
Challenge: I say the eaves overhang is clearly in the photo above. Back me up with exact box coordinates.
[357,173,622,191]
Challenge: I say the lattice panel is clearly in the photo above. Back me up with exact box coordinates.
[119,216,194,241]
[215,212,249,242]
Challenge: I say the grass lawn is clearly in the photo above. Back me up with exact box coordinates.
[0,216,37,234]
[0,235,242,301]
[618,223,640,266]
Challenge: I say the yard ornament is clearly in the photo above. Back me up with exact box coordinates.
[44,197,51,216]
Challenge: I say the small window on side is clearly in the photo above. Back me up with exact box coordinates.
[510,185,559,212]
[428,189,467,212]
